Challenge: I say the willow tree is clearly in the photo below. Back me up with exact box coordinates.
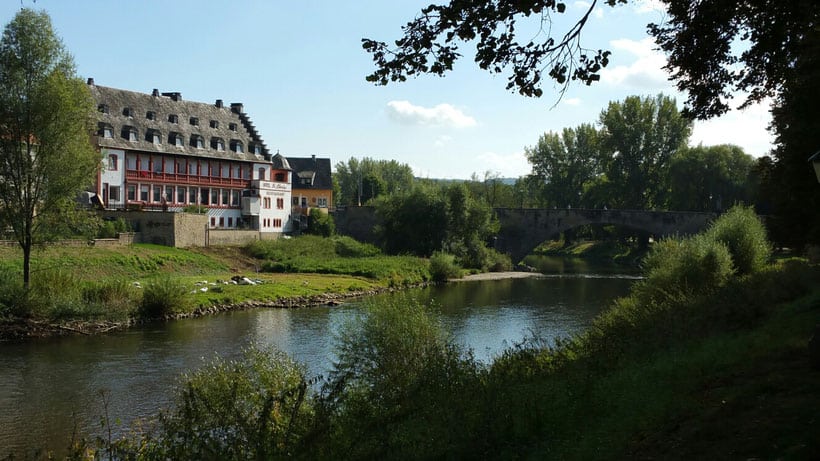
[0,9,97,289]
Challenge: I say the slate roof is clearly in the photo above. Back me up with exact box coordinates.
[89,80,270,163]
[286,156,333,190]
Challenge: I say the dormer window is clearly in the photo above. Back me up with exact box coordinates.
[252,144,262,155]
[121,126,138,142]
[146,111,156,120]
[190,134,204,149]
[168,114,178,124]
[122,107,133,117]
[189,117,199,126]
[228,122,237,131]
[209,120,219,129]
[97,123,113,139]
[169,132,184,147]
[274,172,286,182]
[146,129,161,144]
[97,104,109,114]
[211,137,225,151]
[229,140,243,153]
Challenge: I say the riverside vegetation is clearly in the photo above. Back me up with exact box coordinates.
[17,205,815,460]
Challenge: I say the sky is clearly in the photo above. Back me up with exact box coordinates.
[1,0,774,180]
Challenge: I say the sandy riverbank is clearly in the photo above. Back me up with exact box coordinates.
[453,271,545,282]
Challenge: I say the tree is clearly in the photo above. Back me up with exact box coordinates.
[0,9,97,289]
[525,123,603,208]
[599,94,691,209]
[648,0,820,119]
[374,184,448,256]
[362,0,627,99]
[667,144,756,212]
[334,157,414,206]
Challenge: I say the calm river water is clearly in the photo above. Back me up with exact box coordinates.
[0,273,635,456]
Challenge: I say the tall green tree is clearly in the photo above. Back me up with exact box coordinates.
[334,157,414,206]
[525,123,604,208]
[0,9,97,289]
[667,144,756,211]
[373,184,448,256]
[599,94,691,209]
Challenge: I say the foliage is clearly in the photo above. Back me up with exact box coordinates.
[668,144,756,211]
[97,218,131,239]
[115,347,313,460]
[81,279,139,320]
[139,277,190,318]
[704,205,771,275]
[181,204,208,214]
[526,123,604,208]
[648,0,820,119]
[334,157,414,206]
[428,251,462,282]
[362,0,627,99]
[305,210,335,237]
[599,94,692,209]
[374,184,449,256]
[0,9,98,288]
[312,295,484,459]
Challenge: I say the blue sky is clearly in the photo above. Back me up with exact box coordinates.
[2,0,774,179]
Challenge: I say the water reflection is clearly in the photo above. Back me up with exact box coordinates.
[0,276,633,456]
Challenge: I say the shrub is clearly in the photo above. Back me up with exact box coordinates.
[705,205,771,275]
[115,347,313,460]
[305,211,335,237]
[333,236,380,257]
[429,251,462,282]
[82,279,138,320]
[139,277,191,318]
[0,266,27,317]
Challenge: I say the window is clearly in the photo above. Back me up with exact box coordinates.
[187,160,196,175]
[301,177,312,186]
[165,186,174,202]
[263,197,271,209]
[152,185,162,203]
[274,172,285,182]
[177,186,186,204]
[228,122,237,131]
[97,104,109,114]
[230,140,243,153]
[273,219,282,228]
[200,188,209,205]
[242,166,250,179]
[146,111,155,120]
[221,164,230,178]
[146,129,161,144]
[189,117,199,126]
[140,185,149,202]
[209,120,219,129]
[312,197,317,204]
[253,144,262,155]
[211,137,225,151]
[228,217,233,227]
[168,114,178,123]
[292,197,299,205]
[122,107,133,117]
[188,187,197,204]
[153,155,162,173]
[98,123,113,138]
[221,189,229,206]
[301,197,307,207]
[210,217,216,227]
[191,135,204,149]
[127,185,136,201]
[140,156,149,171]
[258,167,266,180]
[108,154,118,171]
[318,197,328,208]
[109,186,121,202]
[164,158,174,174]
[122,126,137,142]
[231,190,240,206]
[170,132,184,147]
[126,154,137,171]
[276,197,284,209]
[210,188,219,205]
[219,217,224,227]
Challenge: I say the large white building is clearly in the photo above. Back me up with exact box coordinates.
[89,79,293,234]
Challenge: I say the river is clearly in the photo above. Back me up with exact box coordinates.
[0,272,635,457]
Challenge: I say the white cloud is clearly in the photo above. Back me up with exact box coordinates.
[600,37,672,91]
[386,100,477,128]
[690,100,774,157]
[633,0,666,14]
[562,97,582,106]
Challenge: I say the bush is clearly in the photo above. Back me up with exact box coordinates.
[705,205,771,275]
[0,266,27,317]
[333,236,381,257]
[81,279,138,320]
[429,251,462,282]
[114,347,313,460]
[306,211,335,237]
[139,277,191,318]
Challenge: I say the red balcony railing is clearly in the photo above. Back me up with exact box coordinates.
[125,170,250,187]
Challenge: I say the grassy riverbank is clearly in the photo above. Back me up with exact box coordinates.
[0,236,432,339]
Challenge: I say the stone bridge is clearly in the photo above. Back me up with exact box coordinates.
[493,208,717,262]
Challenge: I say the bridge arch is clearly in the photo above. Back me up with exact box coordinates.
[493,208,717,263]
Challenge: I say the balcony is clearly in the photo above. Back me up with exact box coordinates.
[126,170,249,187]
[242,196,260,216]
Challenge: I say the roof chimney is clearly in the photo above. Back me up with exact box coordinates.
[152,88,159,97]
[215,99,223,108]
[230,102,243,114]
[86,77,94,86]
